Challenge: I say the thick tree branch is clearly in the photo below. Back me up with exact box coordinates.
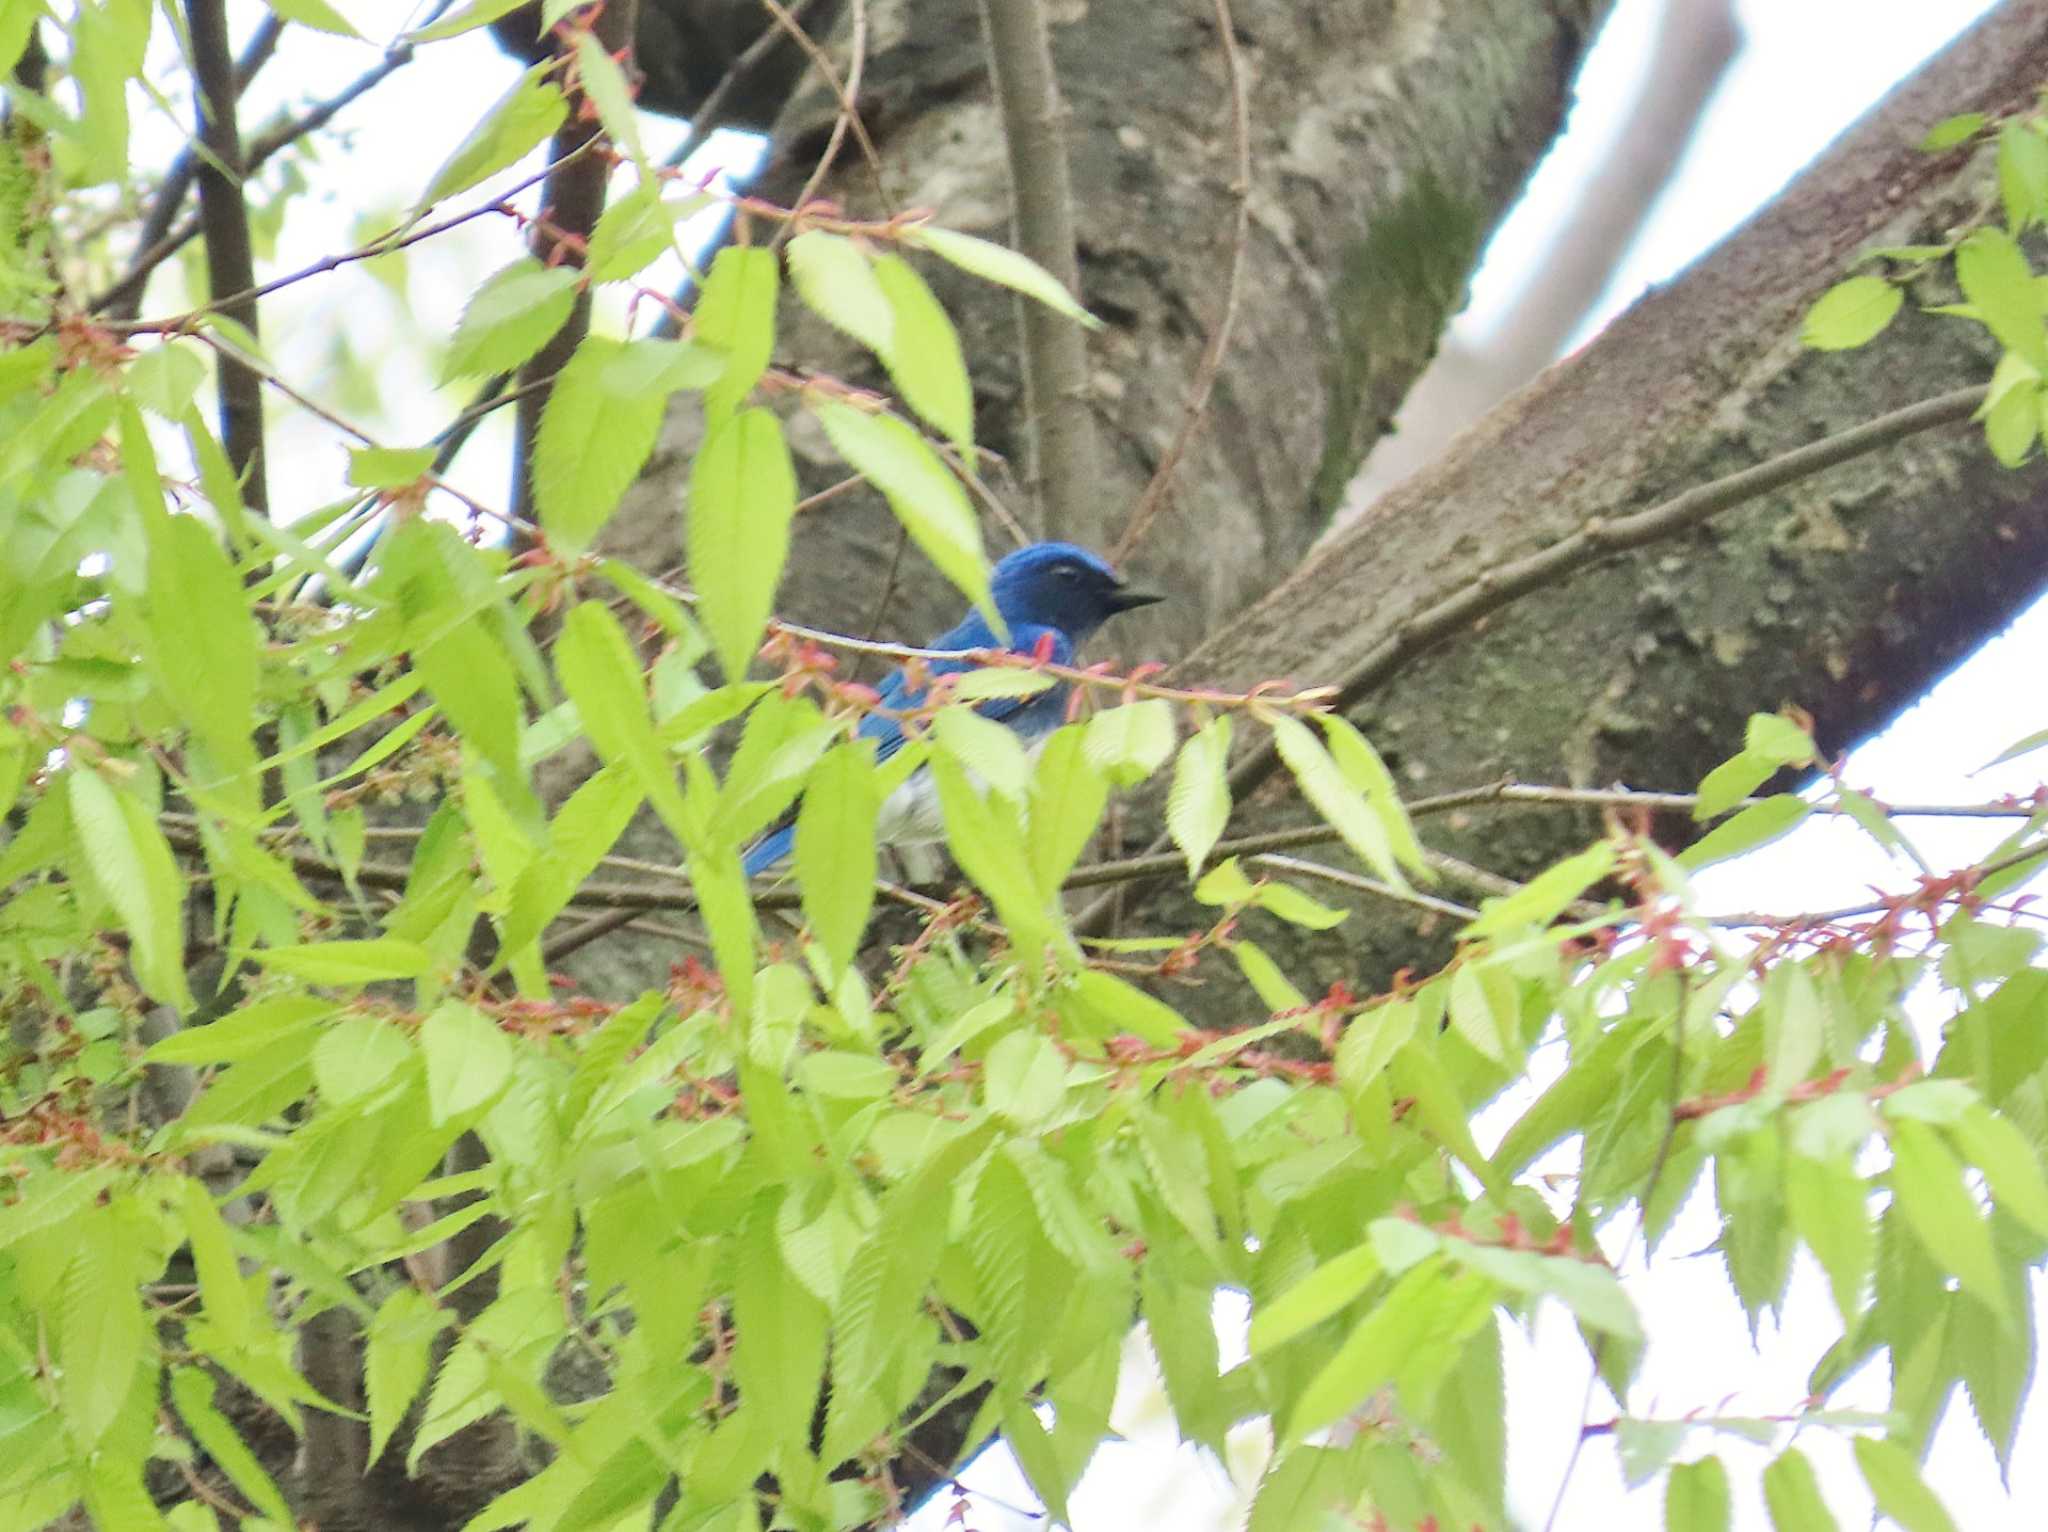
[510,0,643,521]
[1076,382,1989,934]
[975,0,1100,543]
[183,0,267,517]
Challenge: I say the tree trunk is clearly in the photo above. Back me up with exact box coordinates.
[1120,0,2048,1016]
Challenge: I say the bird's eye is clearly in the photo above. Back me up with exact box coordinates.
[1054,564,1081,582]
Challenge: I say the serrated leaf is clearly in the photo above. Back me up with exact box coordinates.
[688,407,799,680]
[171,1368,293,1523]
[67,768,193,1010]
[1270,715,1407,890]
[418,66,566,208]
[812,398,994,629]
[1166,716,1231,877]
[1083,698,1175,786]
[2000,120,2048,234]
[1785,1154,1872,1324]
[1957,226,2048,375]
[254,938,434,983]
[61,1213,146,1447]
[786,230,894,355]
[695,244,779,419]
[440,259,580,382]
[534,336,669,553]
[795,740,881,974]
[1889,1119,2008,1324]
[585,184,701,282]
[1853,1436,1958,1532]
[1289,1258,1490,1439]
[1249,1242,1380,1355]
[260,0,359,34]
[1679,794,1811,869]
[732,1198,827,1449]
[1028,726,1109,895]
[906,225,1101,328]
[935,703,1033,800]
[873,252,973,458]
[144,508,260,810]
[573,29,644,166]
[1763,1448,1837,1531]
[181,1177,255,1350]
[1801,276,1901,351]
[420,1000,515,1124]
[1665,1455,1730,1532]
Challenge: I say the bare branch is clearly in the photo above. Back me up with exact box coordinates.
[183,0,267,517]
[975,0,1099,543]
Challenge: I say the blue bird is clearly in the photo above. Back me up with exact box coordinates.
[742,541,1161,875]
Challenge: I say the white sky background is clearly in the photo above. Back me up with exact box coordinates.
[106,0,2042,1526]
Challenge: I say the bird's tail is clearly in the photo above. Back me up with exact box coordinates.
[740,823,796,877]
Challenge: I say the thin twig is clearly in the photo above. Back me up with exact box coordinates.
[660,0,839,172]
[1112,0,1250,562]
[96,8,449,318]
[762,0,878,248]
[184,0,267,517]
[1074,383,1991,934]
[975,0,1099,542]
[1250,853,1479,922]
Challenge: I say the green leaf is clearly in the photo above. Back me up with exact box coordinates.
[695,244,780,419]
[811,398,994,629]
[933,754,1052,951]
[1853,1436,1958,1532]
[573,29,644,166]
[1166,716,1231,877]
[1921,112,1985,152]
[440,258,580,382]
[1271,715,1407,889]
[555,601,696,848]
[259,0,360,34]
[1289,1258,1490,1439]
[731,1198,827,1450]
[347,445,436,489]
[2000,121,2048,234]
[61,1212,147,1447]
[906,225,1101,329]
[1888,1118,2008,1324]
[420,1000,515,1125]
[1446,962,1513,1062]
[688,407,800,679]
[144,508,260,810]
[984,1029,1068,1127]
[1762,1448,1837,1531]
[418,66,567,207]
[67,768,193,1010]
[181,1177,255,1351]
[1746,712,1817,765]
[255,938,434,984]
[873,252,974,459]
[1801,276,1902,351]
[936,703,1033,800]
[1948,1104,2048,1240]
[1679,795,1811,869]
[1249,1242,1381,1356]
[786,230,894,355]
[586,184,701,282]
[1321,716,1428,876]
[795,741,882,974]
[1956,226,2048,375]
[1083,698,1175,786]
[1784,1154,1872,1324]
[1664,1455,1730,1532]
[171,1367,293,1524]
[1028,726,1109,896]
[534,336,670,553]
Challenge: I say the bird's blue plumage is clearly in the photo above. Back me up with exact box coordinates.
[742,542,1158,875]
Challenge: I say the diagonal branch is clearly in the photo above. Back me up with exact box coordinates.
[975,0,1100,544]
[1075,382,1991,933]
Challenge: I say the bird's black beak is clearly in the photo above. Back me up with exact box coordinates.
[1108,585,1163,613]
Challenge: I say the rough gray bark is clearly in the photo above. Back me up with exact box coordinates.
[1119,0,2048,1018]
[605,0,1612,661]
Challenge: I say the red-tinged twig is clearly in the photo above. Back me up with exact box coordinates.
[763,0,885,246]
[1112,0,1251,563]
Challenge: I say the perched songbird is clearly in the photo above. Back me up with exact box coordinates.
[741,541,1161,875]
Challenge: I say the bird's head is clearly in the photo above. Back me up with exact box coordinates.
[989,541,1161,641]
